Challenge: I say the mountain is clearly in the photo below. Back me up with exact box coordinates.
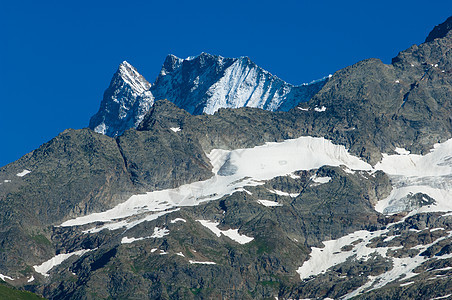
[89,53,328,137]
[88,61,154,137]
[1,16,452,300]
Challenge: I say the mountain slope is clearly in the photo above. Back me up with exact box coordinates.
[89,53,328,136]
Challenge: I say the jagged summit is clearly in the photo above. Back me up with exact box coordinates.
[89,53,328,136]
[88,61,154,136]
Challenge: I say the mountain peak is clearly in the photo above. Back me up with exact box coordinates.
[116,61,150,94]
[425,16,452,43]
[160,54,183,75]
[90,53,328,136]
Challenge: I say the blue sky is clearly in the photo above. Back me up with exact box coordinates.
[1,0,451,167]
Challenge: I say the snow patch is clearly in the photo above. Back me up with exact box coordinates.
[267,189,300,197]
[431,294,452,300]
[33,249,93,277]
[310,175,332,184]
[0,273,14,281]
[121,236,145,244]
[189,260,216,265]
[170,218,186,223]
[394,147,410,155]
[170,127,181,132]
[197,220,254,244]
[257,200,282,207]
[121,227,169,244]
[27,275,35,283]
[16,169,31,177]
[314,106,326,112]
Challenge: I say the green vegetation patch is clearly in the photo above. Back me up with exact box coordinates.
[0,283,45,299]
[30,234,51,246]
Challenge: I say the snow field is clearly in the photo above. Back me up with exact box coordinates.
[61,136,373,230]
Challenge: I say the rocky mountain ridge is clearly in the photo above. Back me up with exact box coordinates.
[0,16,452,299]
[89,53,328,137]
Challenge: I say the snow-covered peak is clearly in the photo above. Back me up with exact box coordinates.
[89,61,154,136]
[90,54,329,136]
[117,61,151,94]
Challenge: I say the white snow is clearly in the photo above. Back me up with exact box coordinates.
[60,136,373,231]
[430,227,446,232]
[27,275,35,283]
[375,140,452,177]
[436,266,452,271]
[16,169,31,177]
[176,252,185,257]
[121,227,169,244]
[170,218,186,223]
[197,220,254,244]
[400,281,414,286]
[310,175,332,184]
[314,106,326,112]
[121,236,145,244]
[189,260,216,265]
[81,209,178,234]
[382,235,398,242]
[257,200,282,207]
[298,107,309,111]
[267,189,300,197]
[394,147,410,155]
[33,249,93,277]
[170,127,181,132]
[151,248,158,253]
[0,273,13,281]
[3,180,11,183]
[201,57,295,114]
[375,138,452,214]
[119,61,151,94]
[289,173,301,179]
[431,294,452,300]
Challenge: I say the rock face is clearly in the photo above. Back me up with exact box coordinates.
[425,16,452,42]
[1,16,452,300]
[89,61,154,137]
[89,53,328,136]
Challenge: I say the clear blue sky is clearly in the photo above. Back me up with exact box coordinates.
[1,0,451,167]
